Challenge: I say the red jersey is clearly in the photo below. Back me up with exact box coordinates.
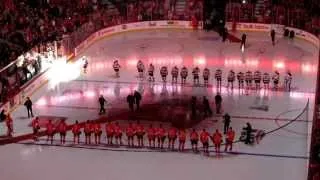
[114,125,122,136]
[94,124,102,134]
[72,124,80,134]
[106,123,114,136]
[168,128,177,138]
[190,131,199,140]
[31,118,40,129]
[58,122,67,133]
[200,131,210,143]
[147,127,156,137]
[126,126,135,136]
[227,130,235,142]
[46,122,54,134]
[84,123,92,133]
[157,127,166,137]
[179,130,186,141]
[135,124,145,135]
[213,132,222,144]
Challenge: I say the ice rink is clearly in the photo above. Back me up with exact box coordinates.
[0,29,318,180]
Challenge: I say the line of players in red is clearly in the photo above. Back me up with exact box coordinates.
[31,118,235,154]
[112,60,292,90]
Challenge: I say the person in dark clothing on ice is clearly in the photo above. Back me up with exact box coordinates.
[271,29,276,46]
[134,91,142,111]
[244,122,253,144]
[191,96,197,119]
[24,97,34,118]
[223,113,231,134]
[215,93,222,114]
[98,95,107,115]
[202,96,212,117]
[127,94,135,112]
[241,33,247,51]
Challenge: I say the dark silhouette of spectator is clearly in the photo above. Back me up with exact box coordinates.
[134,90,142,111]
[215,93,222,114]
[24,97,34,118]
[191,96,197,119]
[202,96,212,117]
[127,94,135,112]
[98,95,106,115]
[223,113,231,134]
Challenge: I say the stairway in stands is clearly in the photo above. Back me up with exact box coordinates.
[175,0,187,18]
[254,0,266,21]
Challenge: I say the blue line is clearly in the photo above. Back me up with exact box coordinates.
[17,141,308,160]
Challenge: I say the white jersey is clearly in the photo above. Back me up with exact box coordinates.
[237,72,244,81]
[284,73,292,83]
[113,62,120,71]
[263,73,270,83]
[245,71,253,81]
[171,67,179,77]
[180,67,188,78]
[215,69,222,80]
[203,68,210,78]
[192,67,200,77]
[137,61,145,71]
[272,73,280,81]
[227,71,235,81]
[160,66,168,76]
[148,64,154,73]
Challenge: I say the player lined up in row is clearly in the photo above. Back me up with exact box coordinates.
[112,60,293,91]
[31,118,236,154]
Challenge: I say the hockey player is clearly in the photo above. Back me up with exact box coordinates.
[147,124,156,148]
[241,33,247,51]
[212,129,223,155]
[225,127,235,152]
[72,120,81,144]
[137,60,145,79]
[46,119,55,144]
[203,67,210,86]
[192,67,200,85]
[171,66,179,83]
[215,69,222,89]
[113,60,121,77]
[237,71,245,89]
[6,114,13,137]
[178,129,186,151]
[135,121,145,147]
[284,71,292,91]
[272,71,280,90]
[245,70,253,89]
[126,123,135,147]
[168,126,177,150]
[180,66,188,84]
[94,122,102,144]
[114,122,122,145]
[157,124,166,149]
[82,56,88,73]
[254,70,262,90]
[200,129,210,154]
[58,119,67,144]
[227,70,235,89]
[263,72,271,89]
[160,66,168,82]
[271,29,276,46]
[190,129,199,152]
[106,121,114,145]
[31,117,40,141]
[148,63,155,82]
[84,120,93,144]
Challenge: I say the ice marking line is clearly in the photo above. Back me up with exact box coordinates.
[16,141,308,160]
[35,104,311,122]
[73,79,315,94]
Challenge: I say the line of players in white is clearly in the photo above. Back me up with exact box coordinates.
[111,60,292,90]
